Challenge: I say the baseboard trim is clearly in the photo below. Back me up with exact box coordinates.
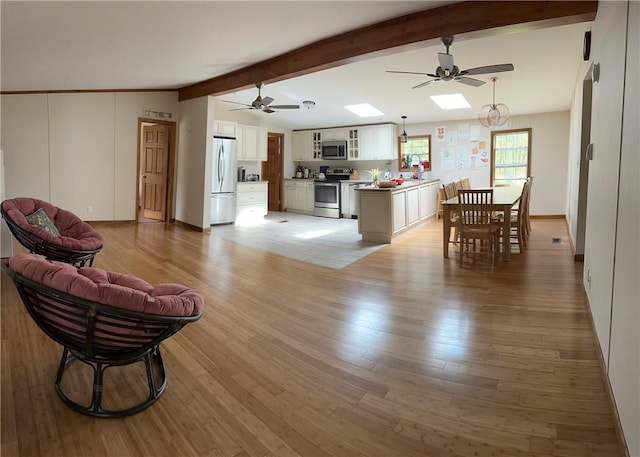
[175,220,208,233]
[584,296,631,457]
[530,214,565,219]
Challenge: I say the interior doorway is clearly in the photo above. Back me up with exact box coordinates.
[136,118,176,223]
[574,74,593,260]
[262,133,284,212]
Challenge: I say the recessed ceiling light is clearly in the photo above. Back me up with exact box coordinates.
[344,103,384,117]
[430,94,471,110]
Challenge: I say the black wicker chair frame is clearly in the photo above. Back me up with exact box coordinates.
[1,204,102,267]
[2,263,202,418]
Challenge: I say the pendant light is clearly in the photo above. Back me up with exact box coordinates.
[478,77,509,128]
[400,115,408,143]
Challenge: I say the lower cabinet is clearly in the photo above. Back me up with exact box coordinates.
[358,180,440,243]
[236,182,268,221]
[284,180,314,214]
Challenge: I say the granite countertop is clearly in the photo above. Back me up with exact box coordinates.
[355,178,440,191]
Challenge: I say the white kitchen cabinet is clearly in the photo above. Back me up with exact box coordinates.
[406,187,420,226]
[348,128,359,160]
[284,180,314,214]
[392,192,407,233]
[419,181,438,220]
[292,131,314,161]
[357,124,397,160]
[357,179,440,243]
[322,128,347,141]
[236,182,268,221]
[213,120,237,138]
[237,124,268,161]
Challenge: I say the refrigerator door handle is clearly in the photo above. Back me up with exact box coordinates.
[217,144,225,189]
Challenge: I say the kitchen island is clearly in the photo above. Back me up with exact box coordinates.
[356,179,440,243]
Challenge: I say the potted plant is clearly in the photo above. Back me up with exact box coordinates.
[367,168,381,185]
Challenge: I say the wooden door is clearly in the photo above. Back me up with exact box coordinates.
[141,124,169,221]
[263,134,283,211]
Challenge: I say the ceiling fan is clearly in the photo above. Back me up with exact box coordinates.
[387,36,514,89]
[222,83,300,113]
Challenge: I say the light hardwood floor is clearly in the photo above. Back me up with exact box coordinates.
[0,217,626,457]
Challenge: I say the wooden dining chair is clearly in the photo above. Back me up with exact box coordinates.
[436,187,446,219]
[505,176,535,252]
[457,189,500,267]
[523,176,534,237]
[444,181,457,200]
[443,182,459,245]
[460,177,471,190]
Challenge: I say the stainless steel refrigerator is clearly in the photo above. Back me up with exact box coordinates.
[210,136,237,225]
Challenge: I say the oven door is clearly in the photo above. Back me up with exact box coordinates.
[314,182,340,218]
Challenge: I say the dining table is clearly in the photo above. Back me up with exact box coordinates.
[441,186,523,261]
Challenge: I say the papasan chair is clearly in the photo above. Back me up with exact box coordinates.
[1,197,104,267]
[3,253,204,418]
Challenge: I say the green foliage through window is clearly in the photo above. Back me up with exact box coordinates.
[491,129,531,186]
[399,135,431,172]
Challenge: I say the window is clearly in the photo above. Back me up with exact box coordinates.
[491,128,531,186]
[399,135,431,172]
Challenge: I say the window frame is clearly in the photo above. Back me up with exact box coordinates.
[398,134,431,172]
[490,128,532,186]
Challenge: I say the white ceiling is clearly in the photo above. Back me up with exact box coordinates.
[1,1,591,130]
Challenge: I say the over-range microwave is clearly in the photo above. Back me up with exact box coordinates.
[321,141,348,160]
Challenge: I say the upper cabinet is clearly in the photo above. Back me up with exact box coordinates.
[237,124,267,161]
[348,128,359,160]
[293,123,397,162]
[292,130,322,161]
[213,120,237,138]
[358,124,397,160]
[322,128,347,141]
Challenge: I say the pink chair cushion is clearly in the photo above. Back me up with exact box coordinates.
[2,198,103,251]
[9,253,203,317]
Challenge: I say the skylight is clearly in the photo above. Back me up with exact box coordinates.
[430,94,471,110]
[344,103,384,117]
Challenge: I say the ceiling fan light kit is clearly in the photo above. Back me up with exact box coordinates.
[478,77,510,128]
[400,115,408,143]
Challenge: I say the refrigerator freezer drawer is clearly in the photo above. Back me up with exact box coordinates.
[211,193,236,225]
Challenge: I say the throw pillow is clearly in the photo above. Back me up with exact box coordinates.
[25,208,60,237]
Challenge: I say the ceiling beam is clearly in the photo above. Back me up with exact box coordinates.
[178,0,597,101]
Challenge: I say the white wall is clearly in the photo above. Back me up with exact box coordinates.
[607,1,639,455]
[48,93,116,220]
[1,94,50,200]
[583,1,627,365]
[175,96,211,228]
[0,91,180,220]
[398,112,570,215]
[582,1,639,455]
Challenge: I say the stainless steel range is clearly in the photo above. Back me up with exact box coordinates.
[313,170,351,218]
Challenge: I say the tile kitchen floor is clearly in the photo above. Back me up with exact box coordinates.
[209,211,386,269]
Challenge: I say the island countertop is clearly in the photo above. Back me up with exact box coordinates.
[355,178,440,191]
[356,179,441,243]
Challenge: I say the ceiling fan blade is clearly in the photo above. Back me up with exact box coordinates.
[386,70,432,76]
[412,79,441,89]
[262,108,275,114]
[261,96,274,106]
[229,107,251,111]
[462,63,514,76]
[222,99,252,107]
[438,52,454,72]
[269,104,300,109]
[456,76,486,87]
